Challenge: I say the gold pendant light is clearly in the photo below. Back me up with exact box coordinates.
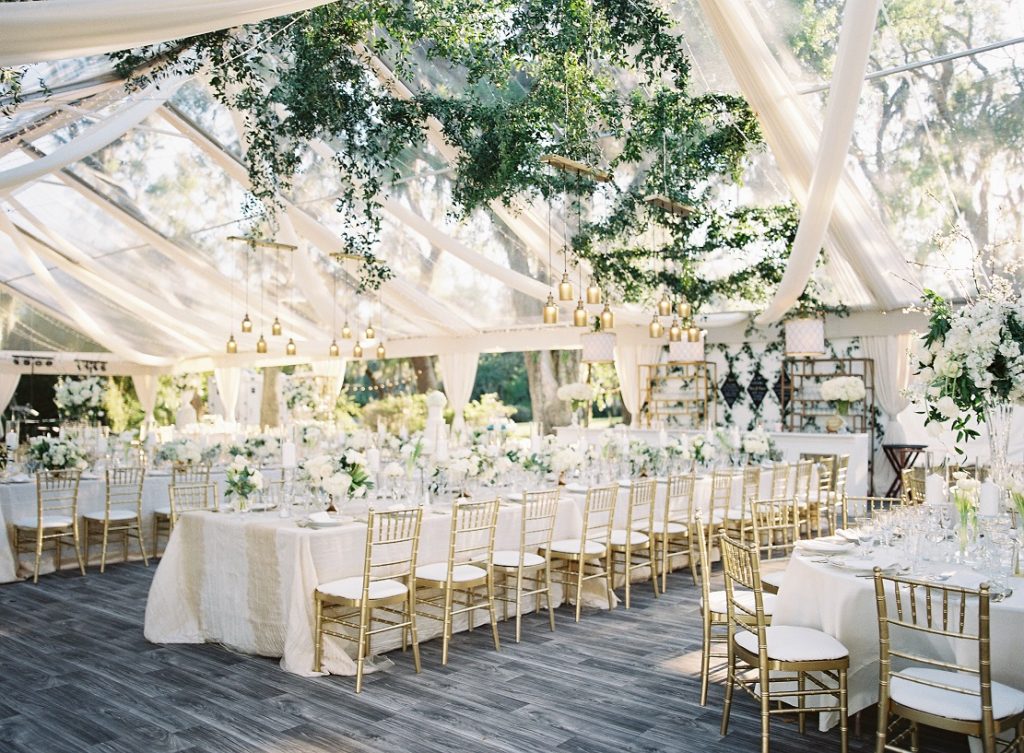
[226,334,238,354]
[240,313,253,333]
[677,300,692,320]
[599,303,614,331]
[341,321,352,339]
[352,342,363,359]
[271,317,283,337]
[286,338,297,356]
[558,272,574,301]
[687,325,702,343]
[668,318,682,341]
[365,322,375,340]
[376,342,386,360]
[649,314,664,339]
[573,299,588,327]
[586,279,602,305]
[657,296,672,317]
[329,339,340,357]
[256,334,268,354]
[543,293,559,324]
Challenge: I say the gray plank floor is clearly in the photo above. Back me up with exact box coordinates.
[0,562,963,753]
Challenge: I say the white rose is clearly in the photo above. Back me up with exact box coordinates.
[934,396,959,420]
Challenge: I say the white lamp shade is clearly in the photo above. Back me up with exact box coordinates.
[785,317,825,357]
[581,331,617,363]
[668,335,705,363]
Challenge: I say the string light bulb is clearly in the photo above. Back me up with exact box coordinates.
[573,299,588,327]
[599,303,614,331]
[240,313,253,333]
[649,314,664,339]
[271,316,282,337]
[586,279,602,305]
[542,293,559,324]
[329,339,340,357]
[677,300,692,320]
[256,335,268,353]
[376,342,386,360]
[352,342,363,359]
[286,338,297,356]
[226,334,238,354]
[558,272,574,301]
[657,296,672,317]
[668,318,683,342]
[341,321,352,339]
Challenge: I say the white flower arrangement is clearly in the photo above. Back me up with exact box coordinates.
[741,427,773,461]
[154,438,202,466]
[225,455,264,501]
[819,376,866,403]
[54,377,106,422]
[690,434,717,465]
[556,382,595,406]
[300,451,372,498]
[382,461,405,478]
[283,378,318,412]
[298,424,322,449]
[551,447,585,474]
[27,436,88,471]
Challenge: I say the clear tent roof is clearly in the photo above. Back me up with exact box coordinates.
[1,0,1022,367]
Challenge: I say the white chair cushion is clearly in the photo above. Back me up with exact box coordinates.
[84,509,137,522]
[890,667,1024,721]
[317,576,408,601]
[13,515,72,529]
[704,590,777,617]
[547,538,605,556]
[153,505,171,516]
[491,550,546,569]
[646,521,687,535]
[416,562,488,583]
[735,625,848,662]
[609,529,650,546]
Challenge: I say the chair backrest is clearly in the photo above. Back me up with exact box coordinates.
[580,484,618,546]
[872,570,996,733]
[106,466,145,516]
[693,510,713,613]
[719,533,770,649]
[666,473,696,527]
[902,467,927,505]
[748,497,799,562]
[793,459,813,500]
[35,469,81,521]
[172,462,211,485]
[519,488,560,554]
[446,497,500,574]
[625,478,657,532]
[168,482,217,520]
[741,466,761,507]
[835,454,850,495]
[708,469,734,520]
[363,506,423,589]
[769,461,790,498]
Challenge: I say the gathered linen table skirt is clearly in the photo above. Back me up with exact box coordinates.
[144,497,593,677]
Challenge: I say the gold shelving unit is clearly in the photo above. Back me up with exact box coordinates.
[639,361,717,430]
[780,357,876,434]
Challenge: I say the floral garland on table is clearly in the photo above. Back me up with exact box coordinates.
[741,426,774,463]
[819,376,866,416]
[154,439,202,466]
[27,436,88,472]
[54,377,107,422]
[225,455,264,507]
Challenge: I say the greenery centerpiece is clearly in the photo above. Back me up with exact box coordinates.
[225,455,264,512]
[300,451,372,511]
[154,438,202,467]
[27,436,88,472]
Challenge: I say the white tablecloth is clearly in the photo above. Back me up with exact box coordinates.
[773,552,1024,728]
[145,496,588,677]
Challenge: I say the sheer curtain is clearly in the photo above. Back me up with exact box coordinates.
[214,367,242,424]
[860,334,913,492]
[439,352,479,433]
[614,343,664,426]
[0,374,20,414]
[310,359,347,399]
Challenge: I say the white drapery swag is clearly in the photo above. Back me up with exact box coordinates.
[214,367,242,424]
[439,352,479,434]
[132,373,160,430]
[614,343,664,427]
[0,0,337,66]
[0,374,20,415]
[860,334,913,493]
[309,359,347,399]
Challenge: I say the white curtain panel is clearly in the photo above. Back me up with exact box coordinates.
[614,343,664,426]
[439,352,479,432]
[0,374,20,414]
[0,0,337,66]
[132,374,160,421]
[860,333,913,493]
[214,367,242,424]
[309,358,347,398]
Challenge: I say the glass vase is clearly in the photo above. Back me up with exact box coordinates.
[984,399,1013,487]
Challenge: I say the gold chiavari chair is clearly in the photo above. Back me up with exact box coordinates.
[171,461,212,485]
[844,494,906,527]
[609,478,658,608]
[694,511,776,707]
[646,473,695,591]
[723,465,763,539]
[901,467,927,506]
[415,498,500,665]
[872,570,1024,753]
[831,454,851,531]
[13,469,86,582]
[154,482,217,556]
[706,469,734,556]
[83,466,148,572]
[541,484,617,622]
[314,506,424,692]
[745,497,799,595]
[792,459,814,538]
[805,456,837,538]
[720,533,849,753]
[492,488,559,643]
[769,461,790,498]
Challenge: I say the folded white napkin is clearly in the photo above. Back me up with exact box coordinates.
[564,482,587,493]
[308,511,333,523]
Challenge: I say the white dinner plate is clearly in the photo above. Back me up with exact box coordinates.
[828,555,898,574]
[563,482,587,493]
[796,538,855,555]
[148,469,171,477]
[3,474,31,484]
[307,516,352,529]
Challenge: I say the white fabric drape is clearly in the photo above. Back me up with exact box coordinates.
[860,334,913,494]
[214,367,242,424]
[0,374,20,414]
[439,352,479,433]
[132,374,160,422]
[0,0,337,66]
[614,343,664,426]
[309,359,348,398]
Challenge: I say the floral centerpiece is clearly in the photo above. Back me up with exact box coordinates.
[950,471,980,559]
[27,436,88,472]
[557,382,595,426]
[551,446,585,482]
[228,436,280,464]
[154,438,202,466]
[225,455,264,511]
[819,376,866,416]
[741,427,773,463]
[54,377,106,422]
[690,434,717,467]
[283,378,318,414]
[301,449,372,504]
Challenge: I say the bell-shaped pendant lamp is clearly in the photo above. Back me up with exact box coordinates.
[573,299,588,327]
[657,296,672,317]
[352,342,363,359]
[586,279,602,305]
[687,325,702,343]
[329,339,340,357]
[341,321,352,339]
[668,318,683,342]
[558,272,574,301]
[542,293,559,324]
[677,300,692,320]
[599,303,614,331]
[240,313,253,333]
[226,334,238,354]
[271,317,283,337]
[649,314,664,339]
[376,342,386,360]
[365,322,375,340]
[256,335,268,354]
[285,338,297,356]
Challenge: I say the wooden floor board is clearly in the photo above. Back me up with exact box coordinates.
[0,561,968,752]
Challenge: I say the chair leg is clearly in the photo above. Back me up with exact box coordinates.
[100,521,110,573]
[355,603,370,693]
[911,721,920,753]
[441,587,454,665]
[152,516,160,558]
[604,553,614,611]
[408,593,421,674]
[486,574,501,652]
[759,669,771,753]
[313,596,324,673]
[649,543,659,598]
[661,538,670,593]
[623,548,631,608]
[720,641,735,736]
[33,530,43,584]
[72,522,86,576]
[574,560,585,622]
[797,672,807,735]
[700,611,712,707]
[513,570,523,644]
[137,518,149,566]
[544,563,555,633]
[839,669,849,753]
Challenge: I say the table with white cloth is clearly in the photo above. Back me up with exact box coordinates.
[772,550,1024,730]
[145,496,590,677]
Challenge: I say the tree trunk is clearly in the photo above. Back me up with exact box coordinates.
[260,367,280,428]
[411,355,438,393]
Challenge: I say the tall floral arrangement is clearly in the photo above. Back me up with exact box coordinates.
[557,382,595,410]
[819,376,866,416]
[54,377,107,422]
